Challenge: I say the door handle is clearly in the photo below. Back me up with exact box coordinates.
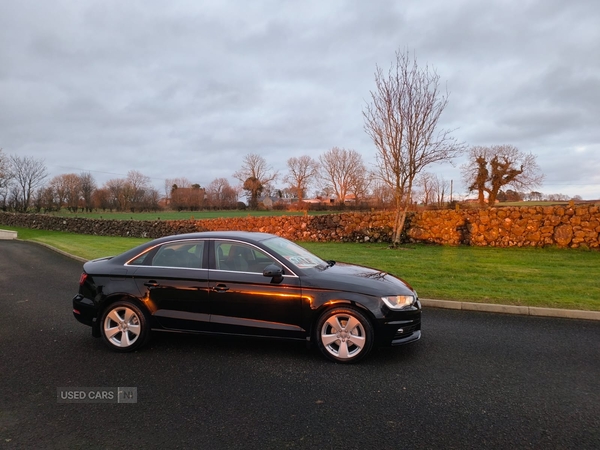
[212,284,229,293]
[144,280,160,287]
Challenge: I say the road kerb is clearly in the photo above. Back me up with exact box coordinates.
[528,307,600,321]
[420,298,462,310]
[462,302,530,315]
[420,299,600,321]
[0,229,18,240]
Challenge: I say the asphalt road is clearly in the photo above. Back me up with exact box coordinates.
[1,240,599,449]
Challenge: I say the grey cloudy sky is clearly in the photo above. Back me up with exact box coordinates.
[1,0,599,199]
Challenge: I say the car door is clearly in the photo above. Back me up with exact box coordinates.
[208,240,305,339]
[130,239,210,331]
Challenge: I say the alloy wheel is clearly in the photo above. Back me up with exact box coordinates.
[320,311,368,361]
[103,305,142,349]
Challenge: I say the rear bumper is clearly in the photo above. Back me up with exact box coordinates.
[72,294,98,329]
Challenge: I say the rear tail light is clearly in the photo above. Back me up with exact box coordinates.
[79,272,88,286]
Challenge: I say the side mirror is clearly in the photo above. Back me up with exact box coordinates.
[263,264,283,279]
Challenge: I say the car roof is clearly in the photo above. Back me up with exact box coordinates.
[161,231,278,243]
[112,231,280,263]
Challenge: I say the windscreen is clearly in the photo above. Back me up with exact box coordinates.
[262,237,327,270]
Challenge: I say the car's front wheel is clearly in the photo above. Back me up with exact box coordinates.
[100,301,150,352]
[316,307,374,363]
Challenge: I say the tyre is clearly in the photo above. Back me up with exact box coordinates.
[316,307,374,363]
[100,301,150,352]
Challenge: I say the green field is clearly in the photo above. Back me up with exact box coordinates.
[49,210,332,221]
[4,225,599,311]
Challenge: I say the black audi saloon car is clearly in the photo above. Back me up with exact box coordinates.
[73,231,421,363]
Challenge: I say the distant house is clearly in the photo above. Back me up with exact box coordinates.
[304,194,356,205]
[303,197,334,205]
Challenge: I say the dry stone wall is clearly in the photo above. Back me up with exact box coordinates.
[407,205,600,249]
[192,212,397,243]
[0,213,204,239]
[1,205,599,249]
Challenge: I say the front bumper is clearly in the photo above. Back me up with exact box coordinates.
[390,329,421,345]
[377,300,422,346]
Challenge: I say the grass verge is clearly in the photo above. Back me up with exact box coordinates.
[301,242,600,311]
[3,226,599,311]
[4,226,148,261]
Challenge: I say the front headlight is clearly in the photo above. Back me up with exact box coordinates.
[382,295,416,310]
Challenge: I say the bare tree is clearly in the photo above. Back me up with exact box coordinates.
[508,190,524,201]
[80,172,96,212]
[416,173,449,207]
[64,174,82,212]
[319,147,366,206]
[105,178,126,211]
[35,186,56,212]
[284,155,320,203]
[546,193,570,202]
[92,188,111,211]
[527,191,543,201]
[349,170,374,208]
[432,176,450,207]
[9,155,48,212]
[0,149,9,211]
[124,170,153,211]
[0,149,10,192]
[466,152,488,206]
[371,181,394,208]
[415,173,435,206]
[144,188,161,211]
[363,49,464,245]
[233,154,278,209]
[8,184,21,210]
[0,188,9,210]
[243,177,264,209]
[48,176,68,210]
[462,145,543,207]
[48,173,82,212]
[36,184,60,212]
[206,178,238,209]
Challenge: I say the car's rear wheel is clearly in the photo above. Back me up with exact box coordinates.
[316,307,373,363]
[100,301,149,352]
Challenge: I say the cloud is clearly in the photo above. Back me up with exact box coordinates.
[0,0,599,199]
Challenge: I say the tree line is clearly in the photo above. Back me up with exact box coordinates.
[0,153,238,213]
[4,49,578,245]
[1,142,565,216]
